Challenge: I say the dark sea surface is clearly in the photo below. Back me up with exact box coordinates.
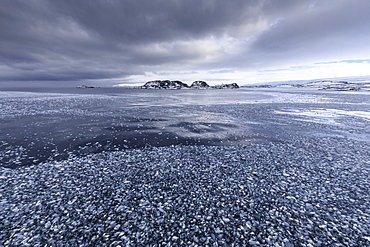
[1,87,370,245]
[0,87,289,168]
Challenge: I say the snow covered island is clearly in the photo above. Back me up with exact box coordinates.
[142,80,239,89]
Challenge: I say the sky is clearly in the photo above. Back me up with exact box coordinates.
[1,0,370,87]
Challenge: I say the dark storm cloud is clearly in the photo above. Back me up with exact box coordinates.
[0,0,268,83]
[0,0,369,85]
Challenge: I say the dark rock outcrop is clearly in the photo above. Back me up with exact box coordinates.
[142,80,240,89]
[77,85,98,89]
[142,80,189,89]
[190,81,209,89]
[212,83,239,89]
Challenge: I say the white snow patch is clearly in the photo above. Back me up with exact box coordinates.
[275,109,370,125]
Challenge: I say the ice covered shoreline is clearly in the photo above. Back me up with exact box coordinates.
[1,140,370,246]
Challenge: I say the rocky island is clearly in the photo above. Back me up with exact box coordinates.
[142,80,239,89]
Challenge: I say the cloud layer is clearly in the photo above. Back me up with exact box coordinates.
[1,0,370,86]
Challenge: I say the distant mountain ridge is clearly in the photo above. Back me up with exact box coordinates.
[243,80,370,91]
[142,80,239,89]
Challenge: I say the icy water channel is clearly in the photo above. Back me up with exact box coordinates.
[0,87,370,246]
